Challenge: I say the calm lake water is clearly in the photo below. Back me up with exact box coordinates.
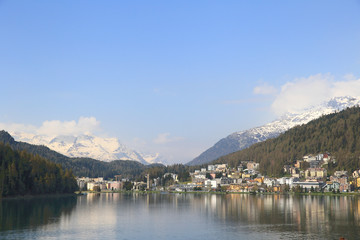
[1,193,360,240]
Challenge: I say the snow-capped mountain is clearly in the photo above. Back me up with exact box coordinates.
[10,132,164,165]
[141,152,169,165]
[187,96,360,166]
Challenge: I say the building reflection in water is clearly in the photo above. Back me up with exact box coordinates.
[2,192,360,239]
[182,193,360,238]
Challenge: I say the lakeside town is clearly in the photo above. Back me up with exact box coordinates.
[77,152,360,194]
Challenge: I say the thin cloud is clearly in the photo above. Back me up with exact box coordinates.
[222,97,271,105]
[0,117,101,137]
[0,123,37,134]
[270,73,360,116]
[253,83,278,95]
[153,132,183,144]
[37,117,100,137]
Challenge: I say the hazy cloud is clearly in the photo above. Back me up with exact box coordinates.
[0,118,195,164]
[0,117,101,137]
[270,74,360,116]
[153,132,183,144]
[253,83,278,95]
[222,98,268,105]
[0,123,37,134]
[37,117,100,136]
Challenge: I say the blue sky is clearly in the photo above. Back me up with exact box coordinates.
[1,1,360,163]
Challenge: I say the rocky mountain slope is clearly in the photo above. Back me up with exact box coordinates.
[187,96,360,166]
[0,130,156,178]
[215,105,360,176]
[9,132,164,165]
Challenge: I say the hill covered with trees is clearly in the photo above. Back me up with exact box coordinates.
[0,131,155,178]
[0,143,78,197]
[0,131,192,181]
[214,106,360,176]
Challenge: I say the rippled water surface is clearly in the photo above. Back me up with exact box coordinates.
[1,193,359,239]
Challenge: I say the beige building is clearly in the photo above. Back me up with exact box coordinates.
[305,168,327,179]
[247,161,259,170]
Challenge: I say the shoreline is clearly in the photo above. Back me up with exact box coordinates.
[77,190,360,197]
[3,191,360,200]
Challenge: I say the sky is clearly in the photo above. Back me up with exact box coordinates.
[1,1,360,163]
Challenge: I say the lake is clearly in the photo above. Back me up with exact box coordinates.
[1,193,359,239]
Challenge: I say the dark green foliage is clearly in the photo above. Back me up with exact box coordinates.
[0,196,76,231]
[142,164,192,183]
[215,172,223,178]
[123,181,133,191]
[161,174,175,187]
[0,131,163,179]
[0,131,197,181]
[0,143,78,197]
[214,106,360,176]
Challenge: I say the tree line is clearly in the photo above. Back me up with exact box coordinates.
[0,131,196,181]
[214,106,360,177]
[0,143,78,197]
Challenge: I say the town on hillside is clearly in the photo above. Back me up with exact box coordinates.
[77,152,360,194]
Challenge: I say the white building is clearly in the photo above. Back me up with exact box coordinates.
[264,178,276,187]
[277,177,298,187]
[208,165,215,171]
[205,180,218,189]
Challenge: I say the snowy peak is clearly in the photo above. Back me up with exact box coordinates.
[10,132,165,165]
[141,152,170,165]
[187,96,360,166]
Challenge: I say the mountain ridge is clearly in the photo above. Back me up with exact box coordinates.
[187,96,360,166]
[0,130,160,178]
[214,106,360,176]
[9,132,166,165]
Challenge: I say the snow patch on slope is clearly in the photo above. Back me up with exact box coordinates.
[188,96,360,166]
[10,132,166,165]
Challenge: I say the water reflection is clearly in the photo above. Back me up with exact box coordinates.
[0,195,77,231]
[1,193,360,239]
[179,194,360,239]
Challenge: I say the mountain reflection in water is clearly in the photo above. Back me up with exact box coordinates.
[0,195,77,231]
[0,193,359,240]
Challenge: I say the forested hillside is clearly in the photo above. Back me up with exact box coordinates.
[0,131,153,178]
[0,143,78,197]
[214,107,360,176]
[0,131,192,180]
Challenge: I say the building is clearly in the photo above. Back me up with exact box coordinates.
[310,160,321,168]
[87,182,98,191]
[305,168,327,179]
[205,180,218,189]
[292,181,325,190]
[215,164,228,172]
[303,155,316,162]
[353,170,360,178]
[334,171,348,178]
[283,165,291,173]
[294,160,304,169]
[264,178,276,187]
[107,181,123,190]
[254,177,264,184]
[247,162,259,170]
[323,181,340,192]
[208,165,215,171]
[228,184,244,192]
[277,177,299,188]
